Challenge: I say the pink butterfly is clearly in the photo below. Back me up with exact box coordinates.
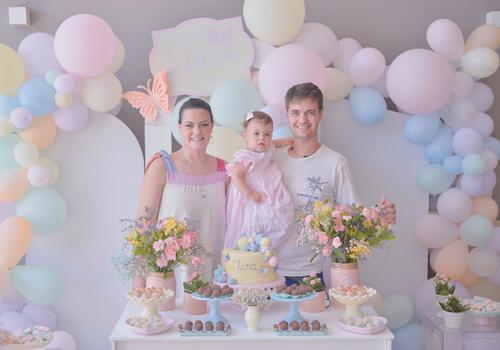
[123,70,170,121]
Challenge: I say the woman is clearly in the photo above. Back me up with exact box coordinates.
[137,98,226,292]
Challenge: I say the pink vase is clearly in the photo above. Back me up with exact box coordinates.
[183,292,208,315]
[146,272,176,311]
[330,262,360,308]
[131,276,146,290]
[300,290,326,313]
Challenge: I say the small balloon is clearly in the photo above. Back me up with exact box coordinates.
[9,107,33,129]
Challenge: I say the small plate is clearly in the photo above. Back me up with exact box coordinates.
[338,316,387,335]
[126,317,174,335]
[191,293,233,301]
[5,337,53,349]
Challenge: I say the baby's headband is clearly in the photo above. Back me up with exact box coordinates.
[245,112,255,121]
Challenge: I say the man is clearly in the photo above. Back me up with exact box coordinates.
[274,82,359,286]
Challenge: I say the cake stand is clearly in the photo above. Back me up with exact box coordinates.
[271,292,317,323]
[213,275,286,292]
[466,309,500,326]
[328,287,376,318]
[126,289,174,320]
[4,335,53,349]
[191,293,233,324]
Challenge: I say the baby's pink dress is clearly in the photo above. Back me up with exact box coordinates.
[225,146,294,249]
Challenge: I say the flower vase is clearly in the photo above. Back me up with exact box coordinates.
[244,306,261,332]
[435,294,448,319]
[146,272,176,311]
[183,292,207,315]
[330,262,360,308]
[131,276,146,290]
[443,311,465,329]
[300,290,327,312]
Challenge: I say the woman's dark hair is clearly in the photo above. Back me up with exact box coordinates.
[178,98,214,124]
[285,82,323,111]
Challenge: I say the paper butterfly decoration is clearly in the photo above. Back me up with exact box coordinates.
[122,70,170,122]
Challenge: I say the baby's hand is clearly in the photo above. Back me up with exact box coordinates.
[249,191,265,203]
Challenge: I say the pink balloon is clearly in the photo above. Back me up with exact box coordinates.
[468,82,494,112]
[259,105,285,127]
[349,48,386,86]
[480,149,498,172]
[54,14,116,77]
[434,239,469,279]
[258,44,325,108]
[426,19,464,61]
[27,165,50,187]
[0,311,33,331]
[290,23,338,66]
[437,188,472,223]
[386,49,454,114]
[22,303,56,330]
[429,249,439,272]
[18,33,65,78]
[52,97,89,132]
[413,214,458,249]
[41,330,76,350]
[333,38,362,72]
[10,107,33,129]
[452,128,483,156]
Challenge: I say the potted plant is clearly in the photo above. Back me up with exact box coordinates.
[439,295,469,329]
[183,272,208,314]
[300,271,327,312]
[434,273,456,318]
[232,288,272,332]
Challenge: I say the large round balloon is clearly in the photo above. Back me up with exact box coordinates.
[0,311,33,332]
[17,32,64,77]
[468,82,494,113]
[469,247,500,277]
[206,126,245,162]
[386,49,453,114]
[15,188,67,235]
[80,72,122,112]
[413,213,458,249]
[416,164,455,194]
[0,95,19,115]
[37,157,60,186]
[14,141,39,167]
[243,0,305,46]
[471,196,498,222]
[332,38,362,72]
[349,48,386,86]
[42,330,76,350]
[54,14,116,77]
[459,174,484,197]
[461,47,499,79]
[19,116,57,149]
[469,112,494,139]
[22,302,57,330]
[348,87,387,125]
[437,188,472,223]
[441,98,476,129]
[0,216,33,268]
[0,168,28,202]
[443,155,463,175]
[258,44,325,108]
[323,68,353,101]
[458,267,481,288]
[52,97,89,132]
[462,153,485,176]
[434,239,469,279]
[403,113,440,145]
[465,24,500,52]
[0,134,20,173]
[17,78,56,116]
[423,127,453,164]
[459,214,494,247]
[380,294,413,330]
[10,265,64,305]
[290,23,338,66]
[452,128,483,157]
[426,19,464,61]
[0,44,25,95]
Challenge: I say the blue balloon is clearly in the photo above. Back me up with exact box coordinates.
[0,133,20,172]
[0,95,18,115]
[443,155,463,175]
[417,164,455,194]
[484,137,500,158]
[459,214,494,247]
[17,78,55,116]
[403,113,440,145]
[15,188,67,235]
[348,87,387,125]
[392,323,422,350]
[10,265,64,305]
[424,127,453,164]
[272,124,292,139]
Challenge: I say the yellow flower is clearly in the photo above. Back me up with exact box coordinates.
[164,217,177,231]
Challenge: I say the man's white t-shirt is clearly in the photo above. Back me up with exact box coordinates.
[273,145,359,277]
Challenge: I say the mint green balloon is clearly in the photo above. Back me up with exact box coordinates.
[15,188,67,235]
[11,265,64,305]
[459,214,494,247]
[462,153,486,176]
[417,164,455,194]
[0,133,20,172]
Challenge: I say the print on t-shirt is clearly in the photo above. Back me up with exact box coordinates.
[297,176,329,212]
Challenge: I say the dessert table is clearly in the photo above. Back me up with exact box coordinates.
[109,299,393,350]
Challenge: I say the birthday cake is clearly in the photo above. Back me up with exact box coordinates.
[214,234,279,285]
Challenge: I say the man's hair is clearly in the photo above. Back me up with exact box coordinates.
[242,111,273,129]
[178,98,214,124]
[285,82,323,111]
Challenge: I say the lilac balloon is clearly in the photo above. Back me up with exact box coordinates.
[22,303,57,329]
[479,171,496,195]
[488,265,500,286]
[290,23,338,66]
[41,330,76,350]
[0,299,26,313]
[460,174,484,196]
[484,137,500,158]
[414,277,470,321]
[17,33,65,78]
[9,107,33,129]
[468,82,494,112]
[480,149,498,172]
[0,311,33,331]
[260,105,285,127]
[488,227,500,254]
[469,112,494,139]
[0,200,15,222]
[52,97,89,132]
[372,65,389,97]
[54,74,78,94]
[452,71,473,97]
[349,47,386,86]
[452,128,483,156]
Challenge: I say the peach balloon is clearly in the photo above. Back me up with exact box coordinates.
[0,265,10,295]
[471,197,499,222]
[434,239,469,280]
[458,267,481,287]
[0,168,28,202]
[19,116,57,149]
[0,216,33,268]
[465,24,500,52]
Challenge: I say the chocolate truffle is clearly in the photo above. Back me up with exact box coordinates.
[205,321,214,331]
[215,321,225,331]
[300,320,310,331]
[194,320,203,331]
[311,320,321,331]
[279,321,289,330]
[211,289,221,297]
[184,320,193,331]
[290,320,300,331]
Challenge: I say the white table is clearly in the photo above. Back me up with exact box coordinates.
[110,299,393,350]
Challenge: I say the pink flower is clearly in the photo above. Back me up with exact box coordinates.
[305,215,314,225]
[310,270,317,277]
[342,215,352,221]
[334,223,345,232]
[322,246,331,256]
[156,257,168,268]
[317,231,329,245]
[165,246,177,261]
[310,279,317,285]
[181,231,196,249]
[332,210,341,218]
[192,256,202,268]
[332,237,342,248]
[153,240,164,252]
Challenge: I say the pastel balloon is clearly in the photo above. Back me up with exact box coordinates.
[206,126,245,162]
[0,134,20,172]
[458,267,481,288]
[461,47,499,79]
[413,213,458,249]
[15,188,67,235]
[80,72,122,112]
[0,117,13,138]
[54,92,73,109]
[54,74,78,95]
[488,266,500,287]
[371,65,389,98]
[465,24,500,52]
[0,95,19,115]
[441,98,476,129]
[452,71,473,97]
[417,164,455,194]
[459,214,493,247]
[468,82,494,112]
[0,311,33,332]
[52,97,89,132]
[14,141,39,167]
[462,153,485,176]
[0,265,10,295]
[323,68,353,101]
[17,32,64,77]
[348,87,387,125]
[429,249,439,272]
[452,128,483,157]
[252,39,275,69]
[19,115,57,149]
[332,38,362,72]
[0,283,26,306]
[469,112,493,139]
[41,330,76,350]
[480,170,496,196]
[10,107,33,129]
[380,294,413,330]
[437,188,472,223]
[0,216,33,268]
[0,168,28,201]
[243,0,305,46]
[0,201,15,223]
[258,44,325,108]
[272,124,293,140]
[392,323,422,350]
[469,246,500,277]
[480,149,498,172]
[471,197,498,222]
[108,36,125,73]
[459,174,484,197]
[483,137,500,158]
[259,105,285,127]
[434,239,469,279]
[268,256,278,268]
[27,165,51,187]
[37,158,60,185]
[403,113,440,145]
[54,14,116,77]
[386,49,453,114]
[108,99,123,116]
[17,78,56,116]
[424,127,453,163]
[349,48,386,86]
[0,44,25,96]
[489,227,500,255]
[290,22,338,66]
[10,265,64,305]
[426,19,464,61]
[22,302,57,330]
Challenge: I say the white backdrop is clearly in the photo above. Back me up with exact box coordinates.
[26,112,144,350]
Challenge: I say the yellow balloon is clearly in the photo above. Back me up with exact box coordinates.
[465,24,500,52]
[206,126,245,162]
[0,265,10,295]
[19,115,57,149]
[80,72,123,112]
[0,167,28,201]
[0,117,14,138]
[55,92,73,108]
[471,197,499,222]
[461,47,499,79]
[434,239,468,280]
[108,37,125,73]
[0,216,33,268]
[0,44,25,95]
[324,68,353,101]
[37,157,59,185]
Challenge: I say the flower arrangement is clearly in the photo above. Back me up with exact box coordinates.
[122,216,209,277]
[439,295,469,313]
[434,273,456,296]
[232,288,273,310]
[183,272,209,294]
[297,197,396,264]
[301,271,325,292]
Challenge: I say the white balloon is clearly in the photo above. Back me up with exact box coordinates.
[290,22,338,66]
[27,164,50,187]
[108,37,125,73]
[468,82,494,112]
[37,157,60,185]
[469,112,494,139]
[349,47,386,86]
[469,247,500,277]
[441,98,476,129]
[80,72,123,112]
[452,71,473,97]
[252,39,275,69]
[332,38,362,72]
[14,141,39,167]
[380,294,414,330]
